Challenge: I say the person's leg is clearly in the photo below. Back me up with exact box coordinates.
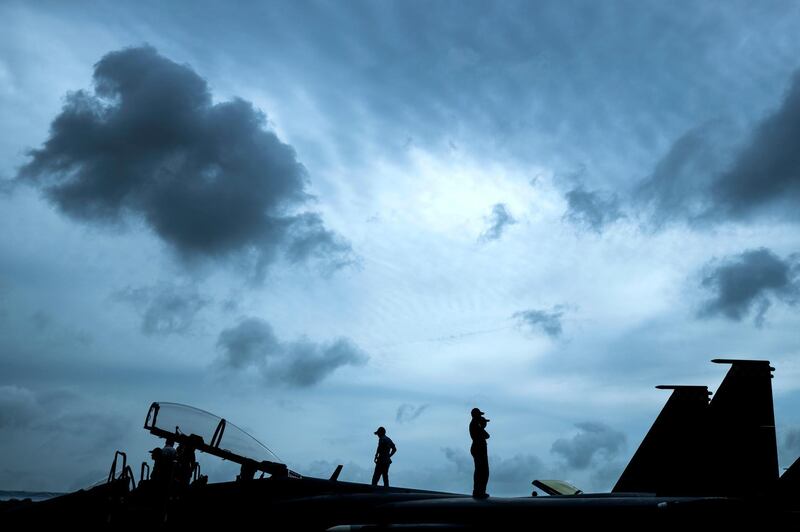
[482,453,490,495]
[371,464,381,486]
[382,464,390,487]
[475,451,489,496]
[471,446,481,496]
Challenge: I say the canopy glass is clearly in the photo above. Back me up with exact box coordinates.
[145,402,282,465]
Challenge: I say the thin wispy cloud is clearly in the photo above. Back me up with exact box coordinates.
[563,186,624,233]
[396,403,430,424]
[479,203,516,242]
[114,284,209,336]
[513,307,567,338]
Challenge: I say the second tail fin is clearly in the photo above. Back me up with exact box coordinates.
[613,359,779,497]
[612,385,710,495]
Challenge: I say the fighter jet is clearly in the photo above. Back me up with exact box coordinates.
[2,359,798,529]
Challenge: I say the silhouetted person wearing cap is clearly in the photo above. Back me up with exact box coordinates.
[470,407,490,498]
[371,426,396,487]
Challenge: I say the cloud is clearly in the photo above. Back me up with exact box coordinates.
[281,337,369,387]
[637,70,800,226]
[395,403,430,424]
[551,422,626,470]
[0,385,42,429]
[490,453,551,487]
[479,203,516,242]
[635,122,735,226]
[442,446,473,476]
[708,71,800,222]
[0,386,132,491]
[217,317,369,387]
[114,284,209,336]
[512,306,566,338]
[18,45,353,276]
[217,318,282,369]
[698,248,800,326]
[563,186,624,233]
[35,412,129,453]
[0,386,85,431]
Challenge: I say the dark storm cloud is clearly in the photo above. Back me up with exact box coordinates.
[157,0,800,182]
[114,284,209,336]
[512,306,566,338]
[18,46,353,275]
[551,422,626,470]
[563,186,624,233]
[217,317,368,387]
[281,337,369,387]
[708,71,800,221]
[479,203,516,242]
[395,403,429,424]
[217,318,281,369]
[698,248,800,327]
[635,122,735,226]
[638,70,800,226]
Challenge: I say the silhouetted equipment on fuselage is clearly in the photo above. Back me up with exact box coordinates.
[2,359,798,529]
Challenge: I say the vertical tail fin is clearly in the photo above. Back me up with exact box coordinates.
[612,385,710,495]
[706,359,778,496]
[613,359,779,496]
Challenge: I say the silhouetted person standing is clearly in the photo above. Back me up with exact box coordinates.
[371,426,397,487]
[153,439,176,485]
[470,407,490,498]
[162,439,177,461]
[176,439,198,486]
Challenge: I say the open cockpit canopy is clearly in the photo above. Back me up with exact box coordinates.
[144,402,289,477]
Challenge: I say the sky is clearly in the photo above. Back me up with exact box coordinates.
[1,0,799,496]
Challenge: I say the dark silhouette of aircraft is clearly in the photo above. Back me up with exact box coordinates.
[2,359,798,529]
